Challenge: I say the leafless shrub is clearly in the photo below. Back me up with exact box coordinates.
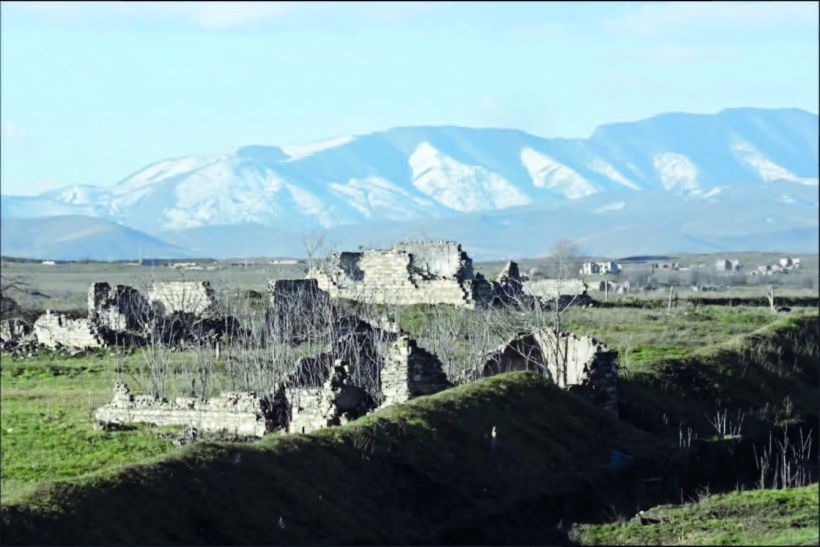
[753,426,814,489]
[706,408,745,440]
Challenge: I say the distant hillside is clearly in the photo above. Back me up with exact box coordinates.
[0,215,188,261]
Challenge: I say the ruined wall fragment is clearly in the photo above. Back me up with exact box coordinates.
[380,335,452,407]
[148,281,217,317]
[88,282,152,332]
[310,241,487,308]
[93,383,280,437]
[33,311,103,350]
[481,329,618,415]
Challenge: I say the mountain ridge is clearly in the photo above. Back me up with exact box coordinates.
[2,107,817,260]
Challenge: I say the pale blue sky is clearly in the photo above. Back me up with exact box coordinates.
[2,1,817,195]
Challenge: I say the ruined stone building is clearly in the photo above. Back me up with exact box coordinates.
[31,281,234,351]
[309,241,495,308]
[480,329,618,415]
[94,318,453,437]
[147,281,217,316]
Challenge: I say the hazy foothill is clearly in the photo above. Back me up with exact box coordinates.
[1,2,819,545]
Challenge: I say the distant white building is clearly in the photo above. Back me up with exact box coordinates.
[779,257,801,270]
[715,259,741,272]
[41,260,56,266]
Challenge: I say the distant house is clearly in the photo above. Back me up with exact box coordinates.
[41,260,56,266]
[651,262,680,271]
[715,259,741,272]
[779,257,801,270]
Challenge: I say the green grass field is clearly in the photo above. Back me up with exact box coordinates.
[0,352,180,503]
[1,301,817,543]
[571,484,819,545]
[0,373,667,544]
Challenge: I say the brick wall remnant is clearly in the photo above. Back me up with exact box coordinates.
[93,383,281,437]
[148,281,217,317]
[481,329,618,414]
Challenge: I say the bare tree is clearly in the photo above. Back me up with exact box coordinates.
[302,231,327,273]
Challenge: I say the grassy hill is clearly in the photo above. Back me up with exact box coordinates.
[572,484,819,545]
[1,372,672,545]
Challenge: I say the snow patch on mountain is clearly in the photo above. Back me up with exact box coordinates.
[41,184,104,206]
[587,159,641,190]
[409,142,531,212]
[282,135,355,161]
[329,177,441,221]
[652,153,700,194]
[731,141,818,185]
[520,147,599,199]
[118,154,222,193]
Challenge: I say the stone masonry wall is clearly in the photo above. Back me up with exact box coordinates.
[148,281,217,317]
[482,329,618,414]
[523,279,588,299]
[93,383,277,437]
[311,241,484,308]
[89,282,152,332]
[380,336,452,407]
[33,311,103,350]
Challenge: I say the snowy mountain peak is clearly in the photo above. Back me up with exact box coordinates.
[2,109,817,250]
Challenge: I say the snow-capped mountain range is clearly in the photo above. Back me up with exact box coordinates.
[2,107,818,259]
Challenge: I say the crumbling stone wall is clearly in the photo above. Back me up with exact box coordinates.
[380,336,452,407]
[148,281,217,317]
[394,240,474,279]
[523,279,588,299]
[287,360,376,434]
[481,329,618,414]
[93,383,279,437]
[310,241,488,307]
[0,296,33,350]
[494,261,529,305]
[89,282,152,333]
[33,311,103,350]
